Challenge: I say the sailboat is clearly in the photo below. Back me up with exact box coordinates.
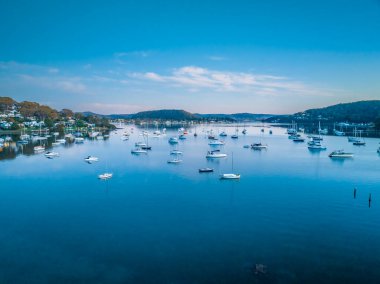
[348,127,360,142]
[333,123,345,136]
[141,134,152,150]
[231,126,239,139]
[352,130,365,146]
[220,152,240,179]
[167,151,182,164]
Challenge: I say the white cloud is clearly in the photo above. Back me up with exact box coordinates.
[133,66,319,95]
[208,56,226,61]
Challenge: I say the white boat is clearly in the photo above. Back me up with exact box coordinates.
[167,158,182,164]
[329,150,353,158]
[45,151,59,157]
[206,151,227,158]
[135,142,147,147]
[131,148,148,154]
[220,173,241,179]
[89,132,100,138]
[84,156,99,162]
[56,138,66,144]
[33,145,45,152]
[121,136,129,141]
[75,137,84,143]
[170,150,183,155]
[308,141,327,150]
[251,143,268,150]
[219,131,227,137]
[98,173,113,180]
[169,137,179,144]
[220,152,240,179]
[20,134,30,140]
[52,142,61,146]
[208,140,225,146]
[96,135,104,140]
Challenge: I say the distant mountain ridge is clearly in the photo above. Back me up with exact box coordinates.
[82,109,276,121]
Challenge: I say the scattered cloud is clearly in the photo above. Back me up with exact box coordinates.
[82,102,151,114]
[133,66,321,95]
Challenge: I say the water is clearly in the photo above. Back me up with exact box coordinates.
[1,125,380,283]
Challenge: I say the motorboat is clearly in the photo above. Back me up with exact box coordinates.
[206,151,227,158]
[353,141,366,146]
[56,139,66,144]
[308,141,327,150]
[329,150,353,158]
[75,137,84,143]
[251,143,268,150]
[33,145,45,152]
[169,137,179,144]
[199,168,214,173]
[98,173,113,180]
[219,131,227,137]
[208,140,225,146]
[84,156,99,162]
[231,134,238,139]
[220,173,241,179]
[167,158,182,164]
[45,151,59,157]
[170,150,183,155]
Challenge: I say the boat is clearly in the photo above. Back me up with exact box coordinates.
[242,128,247,135]
[168,137,179,144]
[56,139,66,144]
[220,173,241,179]
[291,136,305,142]
[84,156,99,162]
[308,141,327,150]
[167,158,182,164]
[348,128,360,143]
[352,130,365,146]
[329,150,353,158]
[231,134,238,139]
[287,121,297,134]
[199,168,214,173]
[170,150,183,155]
[135,142,147,147]
[44,151,59,157]
[243,145,250,148]
[179,134,186,140]
[377,144,380,154]
[206,151,227,158]
[98,173,113,180]
[33,145,45,152]
[208,140,225,146]
[269,130,273,134]
[251,143,268,150]
[333,123,345,136]
[75,137,84,144]
[131,147,148,154]
[219,131,227,137]
[220,152,240,179]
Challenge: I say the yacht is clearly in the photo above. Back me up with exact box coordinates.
[208,140,225,146]
[84,156,99,162]
[98,173,113,180]
[199,168,214,173]
[220,153,240,179]
[251,143,268,150]
[75,137,84,144]
[167,158,182,164]
[220,173,241,179]
[308,141,327,150]
[33,145,45,152]
[219,131,227,137]
[329,150,353,158]
[45,151,59,157]
[206,151,227,158]
[131,147,148,154]
[169,137,179,144]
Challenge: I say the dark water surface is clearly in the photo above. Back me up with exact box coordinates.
[1,125,380,283]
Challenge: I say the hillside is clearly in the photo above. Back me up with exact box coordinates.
[130,109,198,120]
[296,100,380,123]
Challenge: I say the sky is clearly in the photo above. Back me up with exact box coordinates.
[0,0,379,114]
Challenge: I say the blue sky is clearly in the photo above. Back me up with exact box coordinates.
[0,0,379,114]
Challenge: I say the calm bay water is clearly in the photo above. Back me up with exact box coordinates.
[1,125,380,283]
